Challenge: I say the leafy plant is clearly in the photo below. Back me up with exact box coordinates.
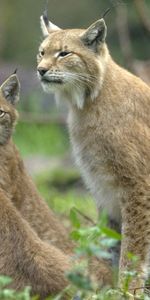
[67,210,148,300]
[0,211,149,299]
[0,276,34,300]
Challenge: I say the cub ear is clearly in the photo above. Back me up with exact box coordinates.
[80,19,107,52]
[40,11,61,37]
[0,74,20,105]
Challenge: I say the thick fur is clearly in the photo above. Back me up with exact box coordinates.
[38,17,150,294]
[0,75,73,299]
[0,75,73,298]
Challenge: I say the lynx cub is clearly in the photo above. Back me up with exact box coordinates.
[0,74,73,298]
[38,13,150,294]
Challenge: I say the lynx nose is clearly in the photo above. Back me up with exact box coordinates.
[38,68,48,77]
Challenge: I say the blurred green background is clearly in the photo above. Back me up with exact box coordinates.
[0,0,149,220]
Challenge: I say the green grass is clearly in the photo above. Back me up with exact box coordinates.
[13,121,69,157]
[35,167,97,222]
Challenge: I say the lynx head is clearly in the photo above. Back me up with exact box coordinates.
[37,14,108,109]
[0,74,20,144]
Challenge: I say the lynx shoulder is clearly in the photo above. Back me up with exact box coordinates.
[38,13,150,295]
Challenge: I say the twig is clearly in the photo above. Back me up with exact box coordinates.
[73,207,96,226]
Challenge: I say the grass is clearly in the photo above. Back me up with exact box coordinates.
[35,167,97,222]
[13,121,69,157]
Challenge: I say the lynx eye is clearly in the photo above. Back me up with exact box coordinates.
[0,110,5,118]
[40,50,45,57]
[58,51,71,58]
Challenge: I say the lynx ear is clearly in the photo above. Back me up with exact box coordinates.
[40,12,61,37]
[81,19,107,52]
[0,74,20,105]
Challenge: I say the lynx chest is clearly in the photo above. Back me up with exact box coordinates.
[69,117,122,223]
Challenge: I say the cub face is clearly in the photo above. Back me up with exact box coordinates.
[37,15,109,109]
[0,74,20,144]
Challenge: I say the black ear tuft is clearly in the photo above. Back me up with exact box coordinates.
[43,0,49,27]
[102,7,111,19]
[43,0,49,25]
[43,11,49,27]
[13,68,18,75]
[40,1,61,37]
[40,0,49,37]
[0,74,20,105]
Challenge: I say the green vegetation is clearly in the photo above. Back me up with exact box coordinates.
[0,215,149,299]
[35,167,97,221]
[13,122,68,157]
[0,276,32,300]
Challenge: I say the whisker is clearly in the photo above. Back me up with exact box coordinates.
[64,72,96,85]
[69,78,82,90]
[44,70,97,88]
[65,71,97,81]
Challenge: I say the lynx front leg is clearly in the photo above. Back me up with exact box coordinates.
[0,189,70,298]
[119,188,150,296]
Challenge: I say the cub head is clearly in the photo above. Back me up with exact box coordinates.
[37,13,109,109]
[0,74,20,144]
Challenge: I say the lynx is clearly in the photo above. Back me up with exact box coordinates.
[0,73,73,299]
[38,13,150,295]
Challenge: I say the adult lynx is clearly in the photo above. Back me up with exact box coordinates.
[0,74,73,298]
[38,13,150,295]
